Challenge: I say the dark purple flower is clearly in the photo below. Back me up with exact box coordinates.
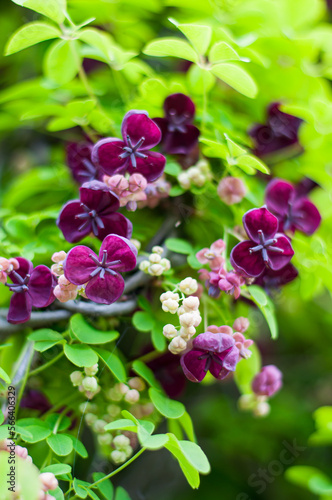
[57,180,132,243]
[265,178,321,235]
[67,142,101,185]
[20,390,51,414]
[180,331,239,383]
[230,207,294,278]
[252,365,282,397]
[6,258,55,324]
[249,103,303,158]
[63,234,137,304]
[153,93,200,155]
[254,263,298,289]
[91,111,166,182]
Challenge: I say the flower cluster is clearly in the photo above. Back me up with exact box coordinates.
[70,363,100,399]
[0,257,19,284]
[103,173,148,211]
[139,175,171,209]
[217,176,246,205]
[178,160,212,190]
[139,246,171,276]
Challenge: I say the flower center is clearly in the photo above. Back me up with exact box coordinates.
[119,135,147,169]
[197,347,232,373]
[75,203,105,237]
[249,230,284,264]
[76,159,98,181]
[167,109,189,133]
[5,271,30,293]
[89,250,122,279]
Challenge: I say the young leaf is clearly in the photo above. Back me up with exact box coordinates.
[94,347,126,382]
[236,155,269,174]
[41,464,72,476]
[5,22,61,56]
[68,436,88,458]
[47,433,73,456]
[132,311,156,332]
[78,28,114,62]
[209,41,241,63]
[131,360,161,389]
[178,411,196,442]
[177,24,212,55]
[64,344,98,367]
[70,314,119,345]
[12,0,67,24]
[28,329,63,342]
[0,366,11,384]
[178,440,211,474]
[44,40,80,85]
[138,431,168,450]
[165,238,193,255]
[92,472,114,500]
[211,63,258,98]
[114,487,132,500]
[104,419,137,432]
[149,388,185,419]
[151,324,167,352]
[234,343,261,394]
[143,38,198,63]
[73,478,89,499]
[164,434,200,488]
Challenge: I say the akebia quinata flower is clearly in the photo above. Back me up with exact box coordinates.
[153,93,200,155]
[67,142,101,185]
[252,365,283,397]
[92,111,166,182]
[265,178,321,235]
[180,330,239,382]
[63,234,137,304]
[230,207,294,278]
[6,257,55,324]
[57,180,132,243]
[254,263,298,290]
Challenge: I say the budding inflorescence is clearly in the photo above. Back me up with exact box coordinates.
[139,246,171,276]
[70,364,100,399]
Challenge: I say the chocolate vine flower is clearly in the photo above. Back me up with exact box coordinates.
[252,365,282,397]
[254,263,298,290]
[63,234,137,304]
[180,331,239,383]
[67,142,101,185]
[57,180,132,243]
[249,103,302,158]
[6,258,55,324]
[91,111,166,182]
[153,93,200,155]
[230,207,294,278]
[265,178,321,235]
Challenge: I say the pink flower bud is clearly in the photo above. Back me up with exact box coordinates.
[51,251,67,263]
[129,173,148,192]
[252,365,282,397]
[39,472,58,491]
[217,177,246,205]
[233,317,250,333]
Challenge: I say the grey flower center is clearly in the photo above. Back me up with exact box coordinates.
[249,230,284,263]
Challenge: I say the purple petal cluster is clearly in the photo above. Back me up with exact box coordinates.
[6,258,55,324]
[153,93,200,155]
[63,234,137,304]
[92,111,166,182]
[180,330,239,383]
[67,142,101,185]
[250,103,302,158]
[230,207,294,278]
[254,263,298,290]
[252,365,282,397]
[265,178,321,235]
[57,180,132,243]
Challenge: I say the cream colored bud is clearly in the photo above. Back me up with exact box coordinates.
[160,292,179,302]
[179,278,198,295]
[192,312,202,327]
[85,413,98,426]
[124,389,140,404]
[118,383,129,395]
[70,371,83,387]
[111,450,127,464]
[163,324,178,339]
[84,364,98,376]
[39,472,58,491]
[179,326,196,340]
[93,419,107,434]
[107,404,121,417]
[168,337,187,354]
[113,434,130,450]
[148,264,164,276]
[253,401,271,418]
[162,299,179,314]
[152,246,164,255]
[82,377,98,393]
[97,433,112,446]
[149,253,161,264]
[183,296,200,311]
[128,377,146,391]
[139,260,149,272]
[130,239,141,251]
[238,394,255,411]
[178,172,191,189]
[160,258,171,271]
[179,312,196,328]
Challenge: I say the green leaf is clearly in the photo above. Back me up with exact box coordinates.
[104,419,137,432]
[248,285,268,306]
[0,411,4,426]
[78,28,114,62]
[314,406,332,429]
[73,478,89,499]
[178,440,210,474]
[261,302,278,340]
[132,311,156,332]
[165,238,193,255]
[178,412,196,442]
[285,466,332,494]
[199,138,228,159]
[68,436,88,458]
[0,367,11,384]
[5,22,61,55]
[47,433,73,456]
[20,425,52,443]
[234,343,261,394]
[187,252,202,270]
[64,344,98,368]
[121,410,139,424]
[164,434,200,488]
[177,24,212,55]
[236,155,269,175]
[131,360,161,389]
[33,340,64,352]
[70,314,119,344]
[209,41,241,63]
[12,0,67,24]
[52,486,65,500]
[138,431,168,450]
[211,63,258,98]
[28,329,63,342]
[224,134,247,158]
[143,38,198,63]
[44,40,80,85]
[149,388,185,419]
[41,464,72,476]
[92,472,114,500]
[151,324,167,352]
[45,414,71,432]
[114,487,132,500]
[164,162,182,176]
[95,347,126,382]
[187,65,216,94]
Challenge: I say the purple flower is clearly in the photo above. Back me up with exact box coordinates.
[180,331,239,383]
[265,178,321,235]
[57,180,132,243]
[91,111,166,182]
[200,268,245,299]
[6,258,55,324]
[153,93,200,155]
[254,263,298,290]
[249,103,302,158]
[230,207,294,278]
[63,234,137,304]
[252,365,282,397]
[67,142,101,185]
[20,390,51,414]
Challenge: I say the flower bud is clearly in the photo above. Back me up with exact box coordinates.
[97,433,112,446]
[113,434,130,450]
[179,278,198,295]
[51,251,67,263]
[152,246,164,255]
[93,419,107,434]
[149,253,161,264]
[192,312,202,327]
[139,260,149,272]
[128,377,145,391]
[162,299,179,314]
[253,401,271,418]
[130,239,141,251]
[160,291,179,302]
[124,389,140,404]
[107,404,121,417]
[182,296,199,311]
[84,364,99,376]
[233,317,250,333]
[85,413,98,426]
[237,394,255,411]
[179,312,196,328]
[179,326,196,341]
[82,377,98,393]
[217,177,246,205]
[148,264,164,276]
[118,383,129,395]
[169,337,187,354]
[39,472,58,491]
[163,324,178,339]
[70,371,83,387]
[111,450,127,464]
[160,258,171,271]
[178,172,191,189]
[252,365,282,397]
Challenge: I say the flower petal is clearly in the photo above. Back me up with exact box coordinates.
[243,207,279,243]
[64,246,98,285]
[222,346,240,371]
[29,265,54,308]
[193,331,235,353]
[66,142,100,184]
[230,240,265,278]
[267,234,294,271]
[255,263,298,289]
[80,181,120,213]
[7,292,32,324]
[180,349,207,382]
[85,271,125,304]
[164,93,195,122]
[265,178,294,217]
[91,138,127,175]
[291,198,321,235]
[160,125,200,155]
[99,234,137,272]
[121,110,161,149]
[96,212,133,240]
[9,257,33,284]
[57,200,90,243]
[128,151,165,182]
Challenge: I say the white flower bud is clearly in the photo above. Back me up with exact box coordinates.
[179,278,198,295]
[179,312,196,328]
[97,433,112,446]
[163,324,178,339]
[160,258,171,271]
[148,264,164,276]
[93,419,107,434]
[113,434,130,450]
[237,394,255,411]
[194,173,206,187]
[107,386,123,401]
[192,312,202,327]
[162,299,179,314]
[253,401,271,418]
[107,404,121,417]
[128,377,145,391]
[82,377,98,393]
[183,296,199,311]
[139,260,149,272]
[149,253,161,264]
[130,239,141,251]
[85,413,97,426]
[169,337,187,354]
[111,450,127,464]
[124,389,140,404]
[39,472,58,491]
[152,246,164,255]
[160,292,179,302]
[118,383,129,395]
[123,445,133,458]
[70,371,83,387]
[177,306,186,316]
[179,326,196,340]
[178,172,191,189]
[84,364,98,376]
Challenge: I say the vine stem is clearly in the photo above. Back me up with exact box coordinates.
[29,351,64,377]
[89,447,146,489]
